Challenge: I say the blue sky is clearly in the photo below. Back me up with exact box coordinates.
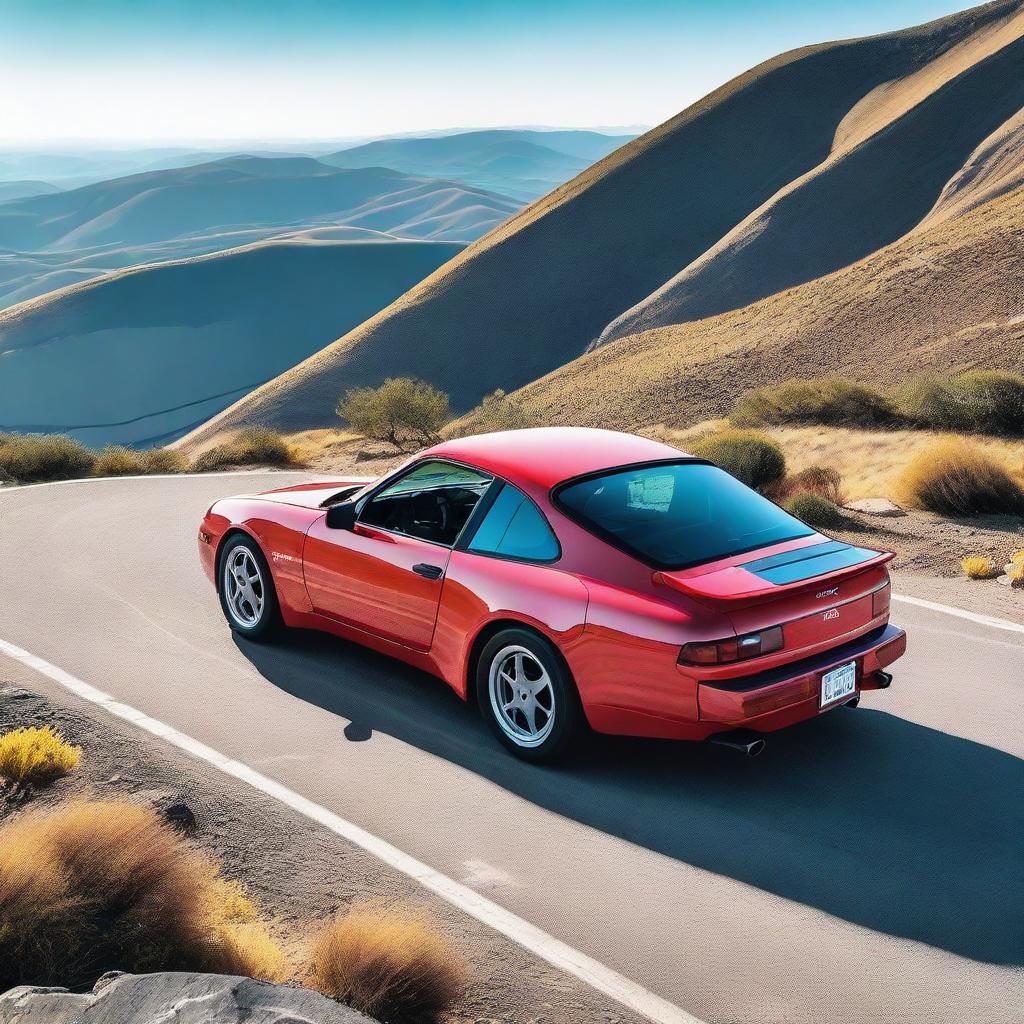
[2,0,970,142]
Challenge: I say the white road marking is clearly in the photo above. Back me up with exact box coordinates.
[0,469,326,494]
[892,594,1024,635]
[0,636,702,1024]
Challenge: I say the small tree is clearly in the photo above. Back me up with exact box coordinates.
[450,388,539,437]
[337,377,452,452]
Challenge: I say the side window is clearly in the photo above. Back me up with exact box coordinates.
[359,460,491,546]
[468,483,560,562]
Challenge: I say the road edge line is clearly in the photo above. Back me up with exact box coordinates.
[891,594,1024,635]
[0,635,703,1024]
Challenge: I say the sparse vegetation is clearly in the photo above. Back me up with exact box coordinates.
[192,428,297,472]
[785,464,845,505]
[0,799,287,990]
[962,556,997,580]
[93,445,147,476]
[731,377,900,429]
[308,904,468,1024]
[899,371,1024,437]
[0,433,95,483]
[0,726,81,788]
[142,447,189,474]
[337,377,452,452]
[689,429,786,492]
[897,439,1024,516]
[449,388,539,437]
[783,491,848,530]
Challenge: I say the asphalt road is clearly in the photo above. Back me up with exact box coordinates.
[1,473,1022,1024]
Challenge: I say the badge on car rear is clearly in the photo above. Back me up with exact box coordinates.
[816,586,840,599]
[823,608,840,621]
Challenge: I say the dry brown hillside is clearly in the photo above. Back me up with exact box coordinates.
[181,0,1020,447]
[507,183,1024,431]
[597,2,1024,344]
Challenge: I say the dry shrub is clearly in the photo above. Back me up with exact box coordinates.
[783,491,848,530]
[731,377,900,429]
[900,371,1024,436]
[192,428,296,472]
[448,389,539,437]
[0,434,95,483]
[92,445,147,477]
[897,439,1024,516]
[786,464,844,504]
[689,429,786,492]
[143,448,189,473]
[1008,562,1024,587]
[0,800,287,990]
[0,726,81,787]
[1010,549,1024,565]
[337,377,452,452]
[961,555,997,580]
[308,904,468,1024]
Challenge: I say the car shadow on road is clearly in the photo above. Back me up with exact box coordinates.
[236,629,1023,966]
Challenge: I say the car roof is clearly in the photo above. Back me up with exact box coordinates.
[424,427,690,491]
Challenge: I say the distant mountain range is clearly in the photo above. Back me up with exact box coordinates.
[186,0,1024,447]
[322,129,636,201]
[0,236,461,447]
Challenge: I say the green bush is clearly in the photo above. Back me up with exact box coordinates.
[784,491,848,530]
[689,429,786,492]
[898,439,1024,516]
[0,434,95,483]
[192,428,296,472]
[338,377,452,452]
[899,371,1024,436]
[449,388,539,437]
[730,377,900,428]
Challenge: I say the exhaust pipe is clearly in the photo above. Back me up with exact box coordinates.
[873,670,893,689]
[708,730,766,758]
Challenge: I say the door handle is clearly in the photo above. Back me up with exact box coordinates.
[412,563,444,580]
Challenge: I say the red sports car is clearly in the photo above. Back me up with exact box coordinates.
[199,427,905,760]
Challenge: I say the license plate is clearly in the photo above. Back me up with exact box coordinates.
[820,661,857,707]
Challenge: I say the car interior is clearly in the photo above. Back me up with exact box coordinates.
[360,481,489,546]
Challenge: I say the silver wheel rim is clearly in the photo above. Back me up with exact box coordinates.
[489,645,555,748]
[223,545,265,628]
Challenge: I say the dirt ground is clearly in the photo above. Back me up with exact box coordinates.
[0,685,648,1024]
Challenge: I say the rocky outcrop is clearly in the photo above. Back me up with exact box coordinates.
[0,972,370,1024]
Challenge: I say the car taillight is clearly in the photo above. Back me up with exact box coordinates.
[872,582,891,618]
[678,626,784,666]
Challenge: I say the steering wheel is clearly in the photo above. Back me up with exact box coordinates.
[410,492,449,538]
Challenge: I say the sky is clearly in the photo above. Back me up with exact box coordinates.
[2,0,972,144]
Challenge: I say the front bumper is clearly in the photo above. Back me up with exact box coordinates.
[698,623,906,731]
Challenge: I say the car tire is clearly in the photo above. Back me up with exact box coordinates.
[217,534,282,641]
[476,627,582,762]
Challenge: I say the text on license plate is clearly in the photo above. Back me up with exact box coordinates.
[820,661,857,707]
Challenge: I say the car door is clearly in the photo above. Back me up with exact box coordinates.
[302,460,492,650]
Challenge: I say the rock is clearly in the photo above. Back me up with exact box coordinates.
[843,498,906,518]
[135,789,197,831]
[0,972,370,1023]
[997,575,1011,587]
[0,686,36,700]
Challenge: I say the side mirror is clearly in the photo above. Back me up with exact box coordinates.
[325,501,358,531]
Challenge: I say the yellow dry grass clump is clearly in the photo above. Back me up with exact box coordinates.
[897,438,1024,516]
[192,428,298,472]
[0,726,81,787]
[961,555,997,580]
[0,799,287,990]
[308,904,468,1024]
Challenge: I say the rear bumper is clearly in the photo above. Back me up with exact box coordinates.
[698,623,906,732]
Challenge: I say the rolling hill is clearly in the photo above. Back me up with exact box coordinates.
[321,129,636,201]
[182,0,1024,448]
[0,236,461,447]
[0,180,61,202]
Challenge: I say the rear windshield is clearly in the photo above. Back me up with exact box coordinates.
[555,462,814,570]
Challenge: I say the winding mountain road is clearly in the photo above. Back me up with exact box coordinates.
[1,473,1021,1024]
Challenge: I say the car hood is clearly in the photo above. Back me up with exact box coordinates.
[253,479,375,509]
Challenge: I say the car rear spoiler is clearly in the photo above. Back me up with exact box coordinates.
[653,542,894,604]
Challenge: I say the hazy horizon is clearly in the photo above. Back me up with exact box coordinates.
[4,0,971,143]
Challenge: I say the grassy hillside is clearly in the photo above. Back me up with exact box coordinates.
[184,0,1023,446]
[506,183,1024,430]
[0,237,461,447]
[322,129,635,201]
